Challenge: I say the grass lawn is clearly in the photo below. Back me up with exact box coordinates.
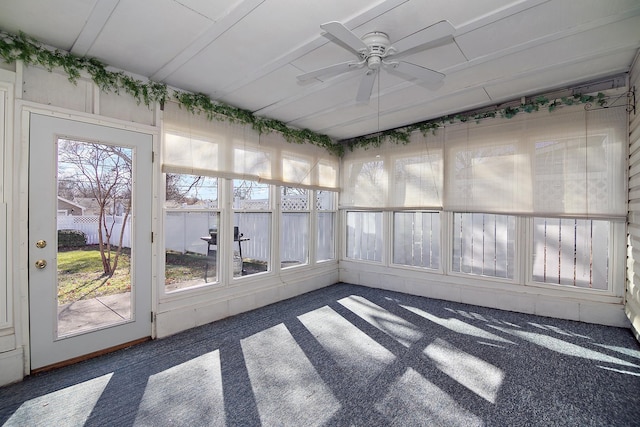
[58,246,208,304]
[58,247,272,303]
[57,246,132,304]
[165,250,209,285]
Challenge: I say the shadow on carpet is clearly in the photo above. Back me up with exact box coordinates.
[1,283,639,426]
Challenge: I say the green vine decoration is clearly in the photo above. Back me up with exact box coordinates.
[0,31,343,156]
[343,92,608,152]
[0,30,613,157]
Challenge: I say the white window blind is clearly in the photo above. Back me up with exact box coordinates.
[444,117,532,214]
[342,104,625,216]
[341,131,443,209]
[162,101,339,190]
[444,105,627,217]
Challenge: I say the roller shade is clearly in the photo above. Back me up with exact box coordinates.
[341,103,627,218]
[162,101,339,190]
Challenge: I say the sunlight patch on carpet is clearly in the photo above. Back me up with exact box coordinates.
[5,373,113,427]
[376,367,482,426]
[339,295,423,347]
[241,323,340,426]
[401,304,515,344]
[133,351,224,426]
[424,338,504,403]
[299,305,396,385]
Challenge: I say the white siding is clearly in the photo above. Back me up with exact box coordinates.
[626,51,640,342]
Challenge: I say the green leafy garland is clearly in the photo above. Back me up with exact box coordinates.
[344,92,608,151]
[0,30,609,157]
[0,31,342,156]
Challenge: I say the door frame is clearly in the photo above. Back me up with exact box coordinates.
[19,103,159,371]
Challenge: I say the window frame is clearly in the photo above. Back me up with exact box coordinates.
[524,216,625,296]
[445,211,521,284]
[344,210,385,264]
[390,210,443,273]
[314,190,337,264]
[232,179,274,280]
[280,186,310,269]
[162,174,222,295]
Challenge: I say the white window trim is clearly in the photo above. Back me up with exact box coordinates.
[523,217,626,298]
[389,210,444,274]
[444,211,522,286]
[0,81,9,329]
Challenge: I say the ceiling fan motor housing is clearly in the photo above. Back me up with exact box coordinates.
[361,31,391,63]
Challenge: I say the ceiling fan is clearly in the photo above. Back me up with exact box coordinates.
[297,20,455,103]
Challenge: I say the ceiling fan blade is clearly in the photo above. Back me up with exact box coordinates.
[356,70,377,103]
[297,61,362,82]
[320,21,368,54]
[391,20,455,59]
[387,61,444,84]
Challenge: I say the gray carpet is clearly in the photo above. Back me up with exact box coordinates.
[1,283,639,426]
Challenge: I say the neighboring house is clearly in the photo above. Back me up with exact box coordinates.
[56,196,85,216]
[74,197,129,216]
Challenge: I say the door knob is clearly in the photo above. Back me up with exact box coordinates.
[35,259,47,269]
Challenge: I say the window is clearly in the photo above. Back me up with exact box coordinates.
[346,211,383,262]
[393,211,440,269]
[316,191,336,262]
[280,187,309,268]
[234,179,271,276]
[452,212,516,279]
[164,174,219,292]
[532,217,608,289]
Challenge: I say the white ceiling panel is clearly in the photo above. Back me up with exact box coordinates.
[221,65,307,112]
[0,0,97,50]
[321,87,491,140]
[456,0,640,61]
[485,50,638,101]
[86,0,213,76]
[177,0,258,21]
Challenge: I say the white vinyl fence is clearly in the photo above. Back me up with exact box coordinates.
[164,209,316,263]
[58,215,131,247]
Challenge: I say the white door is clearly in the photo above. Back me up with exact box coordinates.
[29,113,153,370]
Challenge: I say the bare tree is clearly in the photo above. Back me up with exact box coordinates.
[166,173,206,203]
[58,140,132,276]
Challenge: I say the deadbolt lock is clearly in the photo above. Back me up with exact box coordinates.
[35,259,47,269]
[36,240,47,249]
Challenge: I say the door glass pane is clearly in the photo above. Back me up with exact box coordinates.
[164,174,219,291]
[57,139,134,337]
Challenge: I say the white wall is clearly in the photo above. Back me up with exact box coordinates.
[627,51,640,342]
[0,64,21,386]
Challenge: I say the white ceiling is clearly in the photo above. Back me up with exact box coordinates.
[1,0,639,141]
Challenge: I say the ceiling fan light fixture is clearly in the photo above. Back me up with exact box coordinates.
[367,56,382,70]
